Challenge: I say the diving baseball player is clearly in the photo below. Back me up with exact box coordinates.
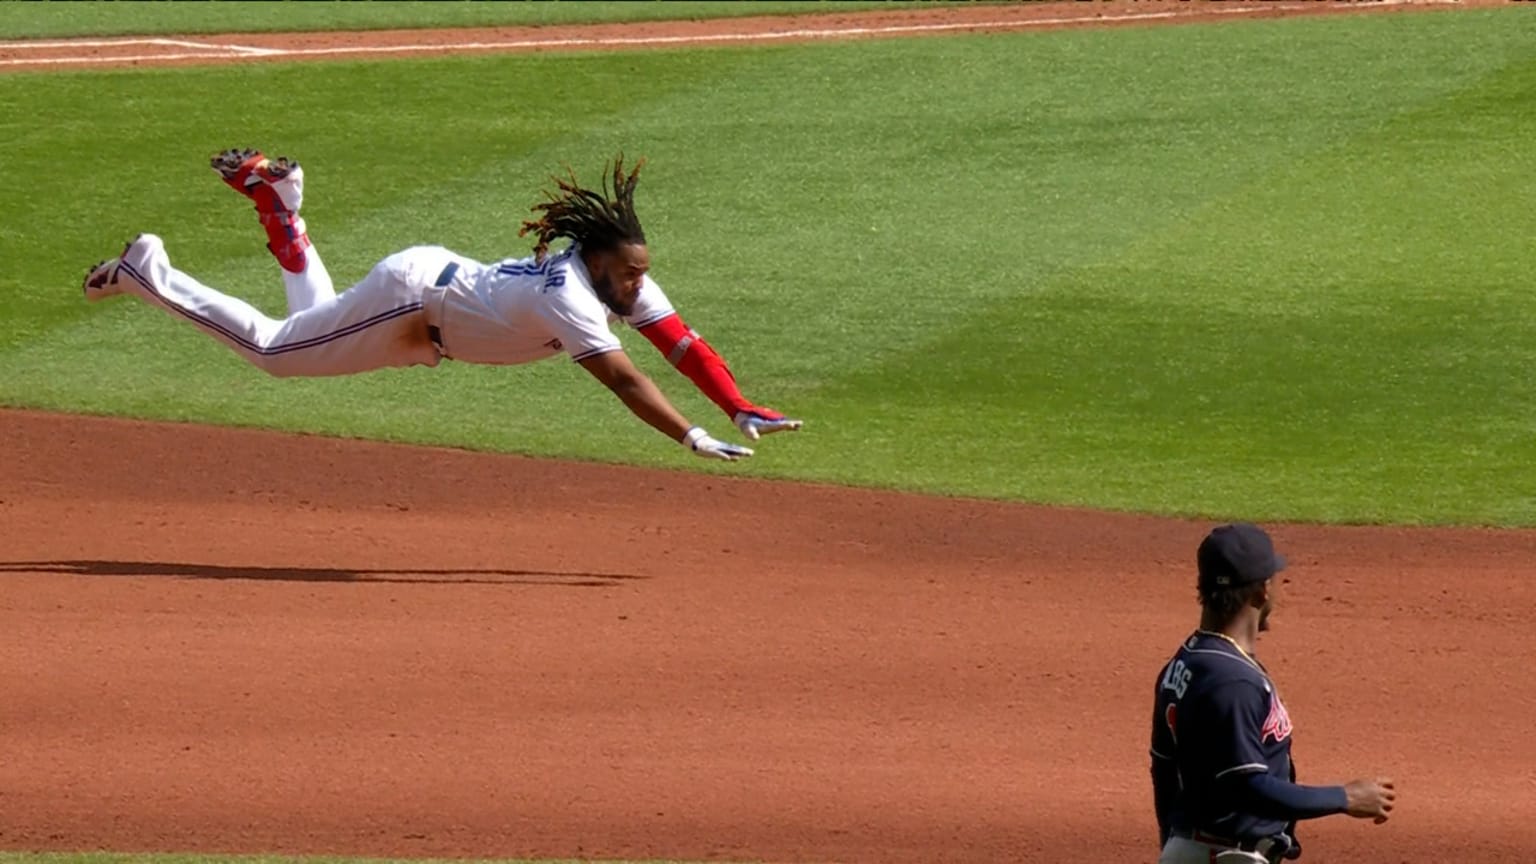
[1150,523,1397,863]
[82,150,801,462]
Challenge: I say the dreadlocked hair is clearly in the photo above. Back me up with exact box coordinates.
[518,153,647,263]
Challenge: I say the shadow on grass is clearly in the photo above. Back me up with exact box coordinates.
[0,559,645,587]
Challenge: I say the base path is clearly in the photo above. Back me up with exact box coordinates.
[2,408,1533,863]
[0,0,1474,71]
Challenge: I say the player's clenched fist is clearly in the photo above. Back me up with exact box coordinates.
[1344,778,1397,823]
[684,426,753,461]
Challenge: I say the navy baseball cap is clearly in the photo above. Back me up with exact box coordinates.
[1198,523,1286,592]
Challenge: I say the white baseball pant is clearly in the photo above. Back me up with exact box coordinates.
[116,237,475,378]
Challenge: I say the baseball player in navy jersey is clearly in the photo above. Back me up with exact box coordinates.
[82,150,801,462]
[1151,523,1396,863]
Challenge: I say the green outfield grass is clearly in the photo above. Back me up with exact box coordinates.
[0,0,914,40]
[3,9,1534,526]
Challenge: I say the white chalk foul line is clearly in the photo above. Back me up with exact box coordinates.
[150,37,235,50]
[180,9,1220,58]
[0,35,282,66]
[0,51,248,67]
[217,43,286,56]
[0,36,242,50]
[212,3,1463,58]
[0,35,263,65]
[152,37,286,55]
[0,2,1467,68]
[0,37,161,49]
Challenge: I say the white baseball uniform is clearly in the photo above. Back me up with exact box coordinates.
[112,236,676,378]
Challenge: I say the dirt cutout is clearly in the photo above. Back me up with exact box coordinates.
[0,0,1480,71]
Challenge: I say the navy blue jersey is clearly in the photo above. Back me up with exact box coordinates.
[1150,630,1296,841]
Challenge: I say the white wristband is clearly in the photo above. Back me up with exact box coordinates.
[682,426,708,449]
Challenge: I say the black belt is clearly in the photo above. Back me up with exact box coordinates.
[1173,824,1284,854]
[427,260,459,354]
[1173,828,1288,861]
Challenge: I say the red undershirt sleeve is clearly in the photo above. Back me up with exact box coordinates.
[637,313,751,417]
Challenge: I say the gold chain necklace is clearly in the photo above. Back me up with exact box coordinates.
[1196,629,1256,663]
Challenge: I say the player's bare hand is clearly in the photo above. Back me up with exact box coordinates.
[684,427,754,461]
[734,407,803,441]
[1343,778,1396,823]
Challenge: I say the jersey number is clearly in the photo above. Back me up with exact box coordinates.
[1161,659,1192,700]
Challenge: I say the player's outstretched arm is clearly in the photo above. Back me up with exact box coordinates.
[578,349,752,462]
[636,312,802,441]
